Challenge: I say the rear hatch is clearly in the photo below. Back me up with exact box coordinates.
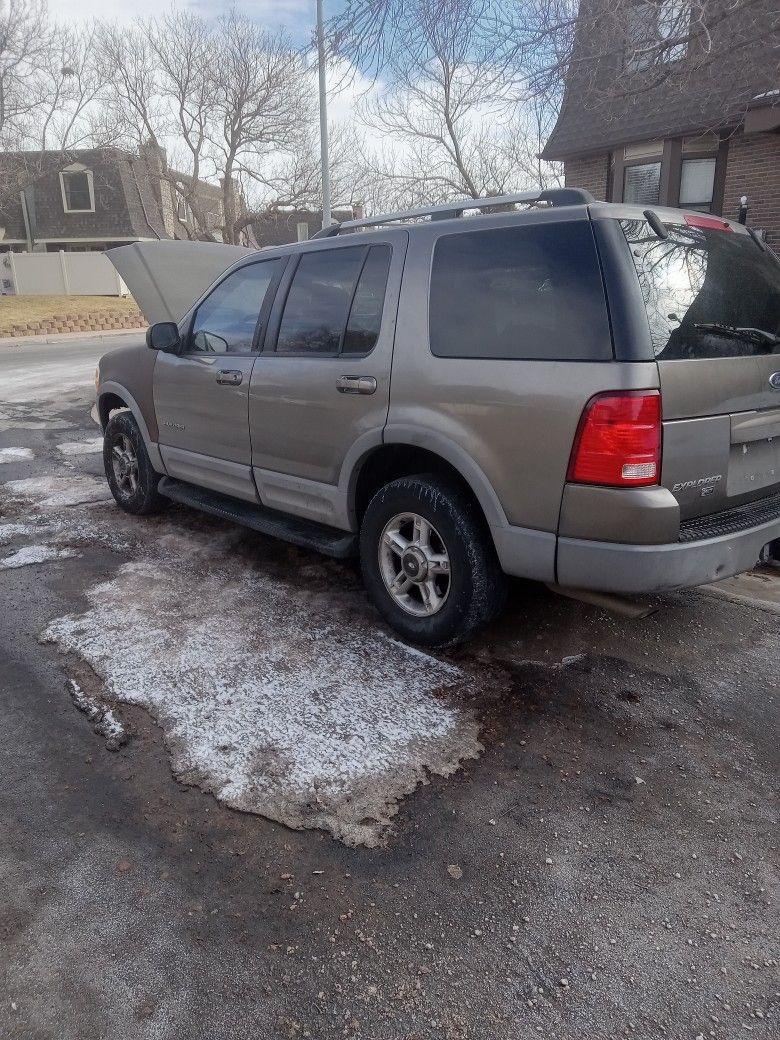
[620,215,780,523]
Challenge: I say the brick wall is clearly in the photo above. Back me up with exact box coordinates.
[564,155,610,201]
[722,131,780,247]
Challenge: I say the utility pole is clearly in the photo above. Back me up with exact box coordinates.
[316,0,332,229]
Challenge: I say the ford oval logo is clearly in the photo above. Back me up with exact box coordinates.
[771,372,780,390]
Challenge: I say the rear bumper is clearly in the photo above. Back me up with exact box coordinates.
[556,514,780,593]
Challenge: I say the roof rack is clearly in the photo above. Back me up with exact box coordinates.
[311,187,594,239]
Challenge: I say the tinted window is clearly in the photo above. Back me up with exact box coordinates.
[189,260,280,354]
[343,246,391,355]
[621,219,780,360]
[277,247,365,355]
[429,221,612,360]
[62,170,91,210]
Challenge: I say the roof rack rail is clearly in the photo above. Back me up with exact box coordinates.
[311,187,595,239]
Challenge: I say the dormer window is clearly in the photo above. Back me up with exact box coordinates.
[60,164,95,213]
[626,1,690,71]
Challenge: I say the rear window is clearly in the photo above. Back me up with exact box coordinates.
[429,221,612,361]
[621,219,780,360]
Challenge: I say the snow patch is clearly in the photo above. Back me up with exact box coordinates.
[3,474,112,508]
[67,679,127,751]
[0,446,34,462]
[1,544,81,569]
[44,555,487,846]
[0,522,39,544]
[56,438,104,457]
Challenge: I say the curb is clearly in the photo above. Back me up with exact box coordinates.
[0,328,146,347]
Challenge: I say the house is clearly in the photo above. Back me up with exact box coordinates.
[252,206,364,248]
[0,144,235,253]
[542,0,780,245]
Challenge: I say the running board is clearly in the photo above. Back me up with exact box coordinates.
[157,477,358,558]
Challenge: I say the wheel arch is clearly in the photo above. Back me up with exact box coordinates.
[97,381,164,473]
[350,429,508,541]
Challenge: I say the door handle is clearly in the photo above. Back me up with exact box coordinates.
[337,375,377,395]
[216,369,243,386]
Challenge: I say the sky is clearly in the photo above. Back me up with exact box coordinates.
[47,0,335,46]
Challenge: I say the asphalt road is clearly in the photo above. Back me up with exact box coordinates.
[0,336,778,1040]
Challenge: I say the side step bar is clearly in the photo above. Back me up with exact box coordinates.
[157,477,358,559]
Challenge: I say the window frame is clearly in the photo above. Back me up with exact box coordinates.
[266,242,393,360]
[624,0,691,72]
[59,165,95,214]
[180,256,287,358]
[610,135,728,214]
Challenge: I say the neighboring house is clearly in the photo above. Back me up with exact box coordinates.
[252,206,364,248]
[0,144,233,253]
[542,0,780,244]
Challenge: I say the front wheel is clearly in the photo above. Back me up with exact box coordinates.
[103,411,165,516]
[360,474,507,647]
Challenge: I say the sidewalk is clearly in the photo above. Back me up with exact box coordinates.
[0,328,146,348]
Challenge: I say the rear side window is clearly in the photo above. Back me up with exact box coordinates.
[621,219,780,359]
[429,221,612,360]
[276,245,391,356]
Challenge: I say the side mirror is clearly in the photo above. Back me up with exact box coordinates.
[146,321,181,353]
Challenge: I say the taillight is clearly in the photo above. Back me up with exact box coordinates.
[684,214,733,232]
[568,391,661,488]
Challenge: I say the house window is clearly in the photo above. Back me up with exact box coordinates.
[626,1,690,71]
[679,157,717,212]
[624,161,662,205]
[60,167,95,213]
[176,192,189,223]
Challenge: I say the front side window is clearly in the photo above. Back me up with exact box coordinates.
[621,218,780,360]
[276,245,391,356]
[429,221,612,361]
[61,169,93,212]
[188,260,280,354]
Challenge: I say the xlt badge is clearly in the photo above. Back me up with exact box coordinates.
[162,420,186,431]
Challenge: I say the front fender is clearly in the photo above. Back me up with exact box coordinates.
[98,381,165,474]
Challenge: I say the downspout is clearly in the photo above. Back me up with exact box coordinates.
[20,190,33,251]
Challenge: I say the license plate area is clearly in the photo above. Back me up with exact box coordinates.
[727,437,779,495]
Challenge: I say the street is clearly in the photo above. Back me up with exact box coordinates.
[0,335,777,1040]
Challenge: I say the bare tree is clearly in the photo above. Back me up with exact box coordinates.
[209,8,313,244]
[0,0,53,148]
[350,0,560,203]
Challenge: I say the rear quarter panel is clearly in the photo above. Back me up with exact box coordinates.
[389,213,659,534]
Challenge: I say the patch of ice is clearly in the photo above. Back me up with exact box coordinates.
[3,474,112,508]
[1,544,80,569]
[56,438,104,457]
[67,679,127,751]
[43,556,486,846]
[0,446,34,462]
[0,522,38,544]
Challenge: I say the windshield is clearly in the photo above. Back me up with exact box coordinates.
[621,219,780,360]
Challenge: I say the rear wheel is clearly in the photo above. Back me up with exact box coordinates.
[360,474,506,646]
[103,411,165,516]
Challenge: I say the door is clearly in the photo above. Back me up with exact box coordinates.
[249,232,407,527]
[154,257,283,502]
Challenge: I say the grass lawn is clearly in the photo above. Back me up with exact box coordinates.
[0,295,141,335]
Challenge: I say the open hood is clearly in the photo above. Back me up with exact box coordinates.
[106,240,253,325]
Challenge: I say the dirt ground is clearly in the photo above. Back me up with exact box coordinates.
[0,338,777,1040]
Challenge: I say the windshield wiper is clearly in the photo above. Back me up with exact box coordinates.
[692,323,780,347]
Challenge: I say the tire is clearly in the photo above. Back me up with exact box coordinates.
[360,473,507,647]
[103,410,166,516]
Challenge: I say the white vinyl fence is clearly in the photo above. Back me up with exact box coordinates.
[2,250,127,296]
